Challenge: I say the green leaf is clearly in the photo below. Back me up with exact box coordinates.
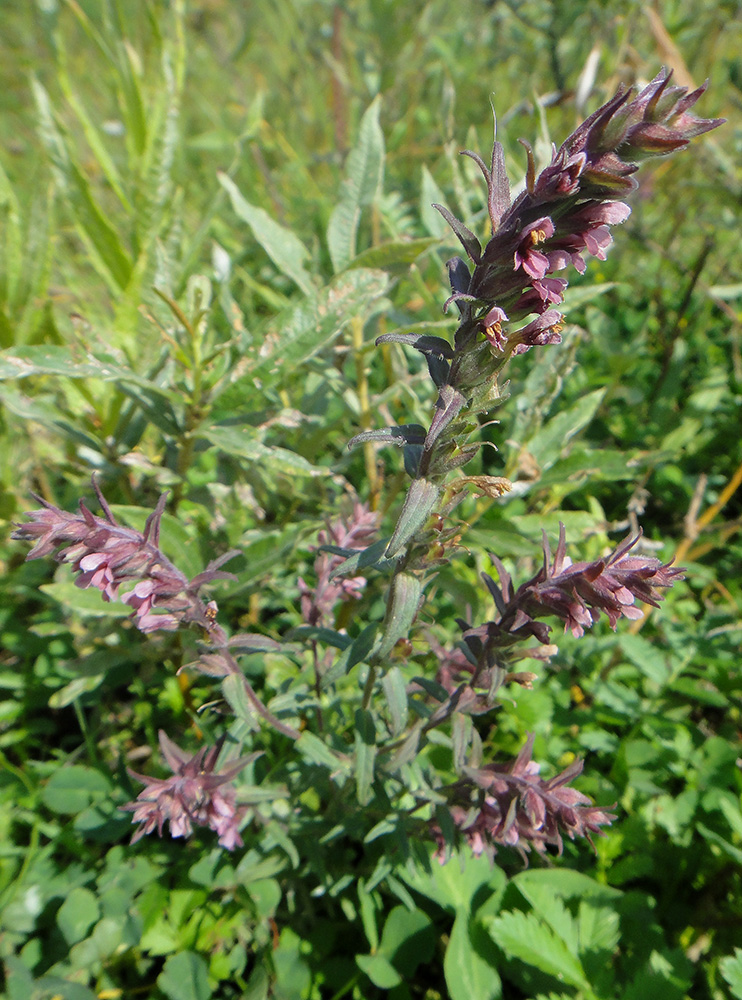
[327,96,385,272]
[321,623,379,689]
[348,237,438,270]
[40,580,133,620]
[381,667,408,737]
[221,674,262,732]
[356,953,401,989]
[618,632,671,685]
[219,172,315,295]
[200,425,330,477]
[697,822,742,865]
[577,900,620,954]
[296,732,350,775]
[56,887,101,945]
[720,948,742,1000]
[214,267,388,401]
[376,571,424,658]
[525,388,606,473]
[358,879,379,951]
[385,478,442,558]
[445,910,502,1000]
[3,957,35,1000]
[274,927,312,1000]
[0,345,179,401]
[511,869,621,903]
[327,538,395,579]
[33,79,133,292]
[157,951,212,1000]
[42,766,112,815]
[487,910,589,990]
[354,708,377,805]
[401,848,506,911]
[378,906,435,974]
[420,165,449,237]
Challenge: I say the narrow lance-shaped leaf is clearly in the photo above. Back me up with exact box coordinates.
[218,172,315,296]
[327,96,385,272]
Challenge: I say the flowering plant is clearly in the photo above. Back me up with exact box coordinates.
[12,70,721,874]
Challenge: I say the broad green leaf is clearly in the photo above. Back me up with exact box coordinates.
[4,956,35,1000]
[356,953,401,989]
[274,927,312,1000]
[511,869,621,904]
[401,848,506,911]
[378,906,435,974]
[157,951,211,1000]
[515,880,579,956]
[487,911,589,990]
[327,97,385,272]
[42,766,111,815]
[15,974,96,1000]
[214,267,388,402]
[720,948,742,1000]
[618,632,671,685]
[219,172,315,295]
[56,887,100,946]
[445,910,502,1000]
[227,526,304,591]
[577,900,620,954]
[561,281,617,313]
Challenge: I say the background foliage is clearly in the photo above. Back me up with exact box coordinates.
[0,1,741,998]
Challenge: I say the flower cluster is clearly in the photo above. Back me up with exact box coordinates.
[432,735,615,863]
[123,731,257,850]
[298,500,378,627]
[440,70,723,362]
[463,524,684,663]
[12,481,236,633]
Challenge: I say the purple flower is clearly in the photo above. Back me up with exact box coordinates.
[481,306,509,350]
[508,309,564,355]
[465,525,684,658]
[434,70,723,376]
[513,217,555,279]
[298,500,378,627]
[12,480,236,634]
[123,731,258,850]
[431,734,615,862]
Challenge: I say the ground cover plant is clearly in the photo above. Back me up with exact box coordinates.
[1,3,741,1000]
